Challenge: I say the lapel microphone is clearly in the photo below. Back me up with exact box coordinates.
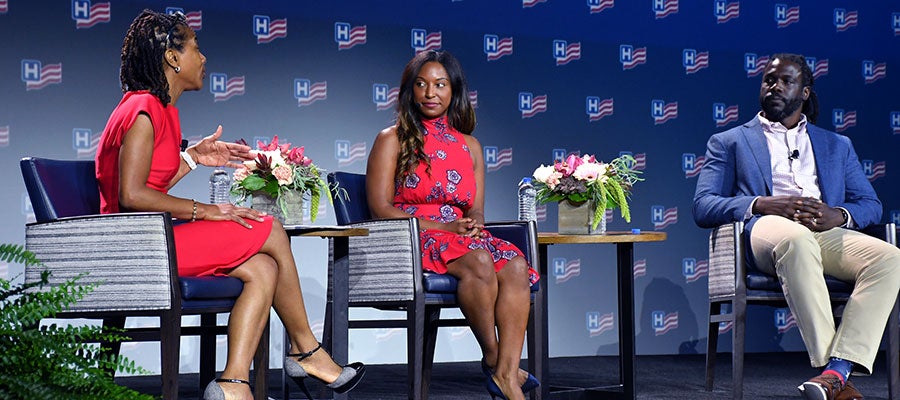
[789,149,800,160]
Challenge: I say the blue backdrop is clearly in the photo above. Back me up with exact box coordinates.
[1,0,898,374]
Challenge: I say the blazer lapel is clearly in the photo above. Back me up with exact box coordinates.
[741,119,773,195]
[808,125,835,203]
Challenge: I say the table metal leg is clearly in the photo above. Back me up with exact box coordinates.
[536,244,550,400]
[331,236,350,400]
[616,242,635,400]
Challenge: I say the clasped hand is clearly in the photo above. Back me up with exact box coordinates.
[448,217,485,238]
[755,195,842,232]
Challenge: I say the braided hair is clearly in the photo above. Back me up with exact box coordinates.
[768,53,819,124]
[119,9,190,106]
[394,50,476,182]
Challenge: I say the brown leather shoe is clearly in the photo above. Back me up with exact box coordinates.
[836,381,863,400]
[797,372,845,400]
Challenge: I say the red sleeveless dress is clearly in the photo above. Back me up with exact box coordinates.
[96,91,272,277]
[392,116,539,285]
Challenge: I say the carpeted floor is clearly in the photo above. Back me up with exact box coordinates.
[117,351,894,399]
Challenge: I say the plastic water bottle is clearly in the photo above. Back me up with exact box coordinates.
[517,177,537,221]
[209,169,232,204]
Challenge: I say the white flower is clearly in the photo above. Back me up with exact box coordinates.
[573,162,605,181]
[261,150,287,168]
[532,164,555,183]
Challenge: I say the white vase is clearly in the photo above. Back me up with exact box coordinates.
[251,190,304,225]
[557,200,607,235]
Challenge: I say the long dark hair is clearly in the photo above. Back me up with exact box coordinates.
[394,50,476,181]
[768,53,819,124]
[119,10,190,106]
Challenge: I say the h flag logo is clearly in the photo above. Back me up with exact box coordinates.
[651,100,678,125]
[335,140,367,167]
[833,9,858,32]
[0,0,7,13]
[209,73,245,102]
[553,257,582,284]
[775,308,797,333]
[72,1,110,29]
[72,128,100,159]
[522,0,547,8]
[651,205,678,230]
[335,22,367,50]
[166,7,202,30]
[633,259,647,278]
[652,0,678,19]
[519,92,548,119]
[862,60,887,84]
[586,97,614,122]
[586,312,615,337]
[484,146,513,172]
[0,126,8,147]
[552,149,567,163]
[894,13,900,36]
[714,1,740,24]
[682,153,705,178]
[713,103,739,127]
[683,258,709,283]
[683,49,709,74]
[619,151,646,171]
[619,45,647,70]
[805,57,829,79]
[21,60,62,91]
[295,79,328,107]
[411,29,442,53]
[891,210,900,226]
[775,4,800,28]
[832,109,857,132]
[862,160,886,182]
[652,311,679,335]
[553,40,581,66]
[484,35,514,61]
[891,111,900,135]
[373,84,400,111]
[588,0,614,14]
[253,15,287,44]
[744,53,769,77]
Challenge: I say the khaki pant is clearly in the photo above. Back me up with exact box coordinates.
[749,215,900,374]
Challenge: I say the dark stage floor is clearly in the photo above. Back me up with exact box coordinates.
[117,351,895,399]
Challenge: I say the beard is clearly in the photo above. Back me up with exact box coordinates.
[760,94,803,123]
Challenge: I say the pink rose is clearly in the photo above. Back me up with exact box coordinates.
[272,165,293,185]
[233,166,251,182]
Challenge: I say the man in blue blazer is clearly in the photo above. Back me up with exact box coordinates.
[693,53,900,400]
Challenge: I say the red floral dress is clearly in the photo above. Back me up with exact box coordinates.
[392,116,539,285]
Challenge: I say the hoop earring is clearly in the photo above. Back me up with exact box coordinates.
[174,66,181,73]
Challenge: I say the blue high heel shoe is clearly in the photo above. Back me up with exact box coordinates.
[285,343,366,400]
[481,358,541,393]
[486,375,508,400]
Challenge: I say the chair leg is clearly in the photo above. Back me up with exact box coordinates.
[253,316,270,400]
[886,296,900,400]
[705,302,722,391]
[422,306,441,399]
[160,310,181,400]
[732,298,747,400]
[199,313,217,393]
[408,300,426,400]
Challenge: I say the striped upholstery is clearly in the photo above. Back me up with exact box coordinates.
[25,213,173,312]
[707,221,740,300]
[343,219,419,303]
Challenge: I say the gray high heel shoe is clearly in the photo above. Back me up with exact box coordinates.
[284,343,366,400]
[202,378,250,400]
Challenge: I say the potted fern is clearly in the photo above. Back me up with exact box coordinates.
[0,244,155,400]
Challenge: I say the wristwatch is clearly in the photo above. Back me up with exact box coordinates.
[838,208,849,227]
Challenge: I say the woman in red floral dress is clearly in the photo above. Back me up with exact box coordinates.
[367,50,539,400]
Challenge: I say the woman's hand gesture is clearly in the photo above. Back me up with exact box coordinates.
[188,125,254,168]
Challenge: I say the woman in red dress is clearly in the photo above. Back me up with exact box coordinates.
[95,10,363,400]
[367,50,539,400]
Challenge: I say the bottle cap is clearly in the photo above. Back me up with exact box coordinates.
[631,228,641,235]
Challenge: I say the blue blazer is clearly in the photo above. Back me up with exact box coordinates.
[692,117,882,234]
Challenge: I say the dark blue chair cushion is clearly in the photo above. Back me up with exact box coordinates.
[20,158,100,222]
[328,172,371,225]
[423,273,539,293]
[746,271,854,295]
[180,276,244,299]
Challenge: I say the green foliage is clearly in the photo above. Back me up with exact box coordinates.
[0,245,155,400]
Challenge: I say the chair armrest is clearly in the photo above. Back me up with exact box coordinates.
[708,221,744,300]
[484,220,538,266]
[859,223,897,245]
[339,218,421,303]
[25,212,176,312]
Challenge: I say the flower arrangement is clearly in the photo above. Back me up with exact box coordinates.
[231,135,330,222]
[532,153,642,230]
